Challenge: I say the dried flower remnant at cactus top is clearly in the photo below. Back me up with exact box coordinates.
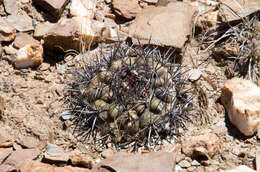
[65,42,193,149]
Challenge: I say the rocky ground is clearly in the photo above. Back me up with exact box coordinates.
[0,0,259,172]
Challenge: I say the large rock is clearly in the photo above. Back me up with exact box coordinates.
[43,144,70,163]
[3,0,18,14]
[3,149,41,169]
[221,78,260,136]
[0,18,16,42]
[20,160,91,172]
[15,43,44,69]
[92,152,176,172]
[33,0,70,19]
[70,154,93,169]
[70,0,97,18]
[43,17,109,51]
[128,2,195,49]
[219,0,260,22]
[6,13,34,32]
[112,0,141,19]
[34,22,55,39]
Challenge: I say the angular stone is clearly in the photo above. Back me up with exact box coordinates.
[219,0,260,22]
[221,78,260,136]
[92,152,176,172]
[33,0,70,18]
[3,149,40,169]
[0,18,16,42]
[44,144,69,163]
[70,0,97,18]
[70,154,93,169]
[129,2,195,49]
[13,33,39,49]
[34,22,55,38]
[182,131,221,159]
[3,0,18,14]
[43,17,108,51]
[225,165,256,172]
[15,43,44,69]
[20,160,92,172]
[6,13,34,32]
[112,0,141,19]
[0,148,13,164]
[3,45,18,56]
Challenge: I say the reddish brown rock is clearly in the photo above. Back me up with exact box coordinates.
[3,149,40,169]
[92,152,176,172]
[221,78,260,136]
[3,0,18,14]
[15,43,44,69]
[13,33,39,49]
[20,160,91,172]
[70,154,93,169]
[129,2,195,49]
[43,17,108,51]
[6,13,34,32]
[0,18,16,42]
[33,0,70,18]
[0,148,13,163]
[43,144,70,163]
[182,131,221,160]
[112,0,141,19]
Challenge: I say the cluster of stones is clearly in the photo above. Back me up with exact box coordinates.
[67,44,191,147]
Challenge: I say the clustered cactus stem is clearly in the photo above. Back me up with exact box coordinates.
[65,41,193,150]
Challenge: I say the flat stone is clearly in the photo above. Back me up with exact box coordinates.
[221,78,260,136]
[3,148,40,169]
[33,0,70,19]
[0,17,16,42]
[182,131,221,160]
[6,13,34,32]
[219,0,260,22]
[17,135,40,148]
[3,0,18,14]
[0,148,13,164]
[34,22,55,38]
[43,17,108,52]
[15,43,44,69]
[112,0,141,19]
[178,160,191,168]
[70,0,97,18]
[129,2,195,49]
[44,144,69,163]
[92,152,176,172]
[13,33,39,49]
[188,69,202,82]
[20,160,92,172]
